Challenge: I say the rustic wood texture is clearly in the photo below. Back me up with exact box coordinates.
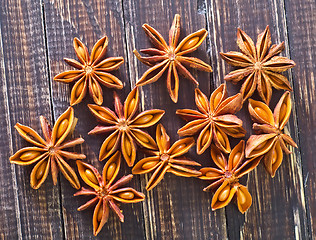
[0,0,315,239]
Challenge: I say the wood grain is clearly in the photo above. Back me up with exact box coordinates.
[284,0,316,238]
[0,0,63,239]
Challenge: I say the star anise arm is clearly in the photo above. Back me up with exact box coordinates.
[108,199,124,222]
[261,141,283,177]
[215,93,243,116]
[58,137,85,149]
[245,134,277,158]
[76,196,99,211]
[57,150,86,160]
[213,127,231,154]
[52,107,75,147]
[176,109,206,121]
[262,42,285,62]
[132,156,161,174]
[211,180,237,211]
[227,140,245,171]
[177,119,209,137]
[73,37,90,64]
[263,56,296,72]
[93,199,110,236]
[220,51,254,67]
[199,167,223,180]
[175,29,208,55]
[55,154,80,189]
[196,124,213,154]
[74,187,98,197]
[210,144,227,171]
[70,76,88,106]
[9,147,48,165]
[273,91,292,129]
[90,36,108,65]
[236,184,252,214]
[167,163,201,177]
[169,158,201,166]
[30,157,51,189]
[94,57,124,71]
[223,67,254,83]
[248,99,275,125]
[89,76,103,105]
[39,116,52,143]
[256,26,271,61]
[236,27,257,60]
[142,23,169,51]
[109,174,134,191]
[92,71,124,91]
[88,104,119,124]
[234,156,262,178]
[166,62,179,103]
[176,56,212,72]
[76,160,102,190]
[146,163,170,191]
[167,137,195,158]
[130,109,165,128]
[110,187,145,203]
[257,73,273,104]
[263,71,292,92]
[130,129,157,150]
[239,72,257,101]
[121,132,137,167]
[213,115,246,138]
[53,70,84,83]
[169,14,180,48]
[195,88,210,114]
[156,124,170,153]
[174,61,199,85]
[14,123,47,147]
[99,130,121,161]
[102,151,121,187]
[136,59,170,86]
[281,134,297,149]
[64,58,84,69]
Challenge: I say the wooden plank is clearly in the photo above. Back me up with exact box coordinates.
[206,0,308,239]
[43,0,146,238]
[0,0,63,239]
[284,0,316,238]
[123,0,227,239]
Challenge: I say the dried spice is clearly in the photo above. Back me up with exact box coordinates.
[245,91,297,177]
[177,84,246,154]
[199,141,262,213]
[54,36,124,106]
[132,124,201,191]
[220,26,295,104]
[10,107,85,189]
[88,87,165,166]
[74,152,145,236]
[133,14,212,103]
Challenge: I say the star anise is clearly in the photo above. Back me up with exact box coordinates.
[176,84,246,155]
[74,151,145,236]
[9,107,85,189]
[220,26,296,104]
[132,124,201,191]
[245,91,297,177]
[133,14,212,103]
[54,36,124,106]
[88,87,165,167]
[199,141,262,213]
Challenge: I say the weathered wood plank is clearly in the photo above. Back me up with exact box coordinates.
[43,0,146,238]
[123,0,227,239]
[284,0,316,238]
[206,0,308,239]
[0,0,63,239]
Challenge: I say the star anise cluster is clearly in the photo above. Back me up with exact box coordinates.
[221,26,295,104]
[9,15,299,236]
[134,14,212,103]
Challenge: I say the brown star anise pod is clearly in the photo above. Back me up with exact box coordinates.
[54,36,124,106]
[199,141,262,213]
[176,84,246,155]
[133,14,212,103]
[74,152,145,236]
[245,91,297,177]
[220,26,296,104]
[132,124,201,191]
[88,87,165,167]
[9,107,85,189]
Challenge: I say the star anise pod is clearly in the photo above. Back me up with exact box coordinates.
[88,87,165,166]
[133,14,212,103]
[132,124,201,191]
[54,36,124,106]
[176,84,246,155]
[199,141,262,213]
[245,91,297,177]
[74,151,145,236]
[220,26,296,104]
[9,107,85,189]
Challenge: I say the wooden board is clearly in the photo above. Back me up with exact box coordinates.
[0,0,315,239]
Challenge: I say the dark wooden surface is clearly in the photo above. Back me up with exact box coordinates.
[0,0,315,239]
